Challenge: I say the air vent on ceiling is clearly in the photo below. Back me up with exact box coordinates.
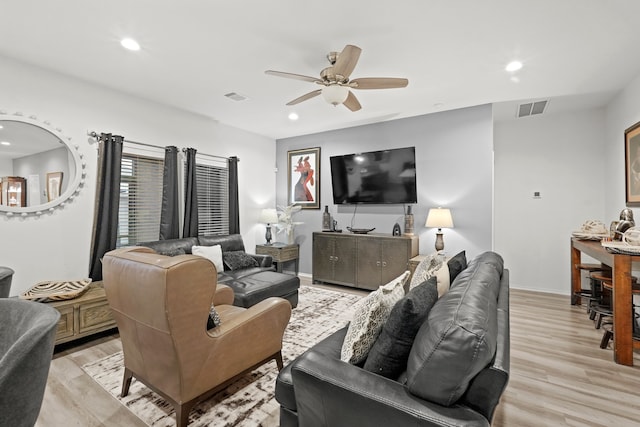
[517,99,549,118]
[224,92,248,102]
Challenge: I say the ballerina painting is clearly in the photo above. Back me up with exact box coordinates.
[287,147,320,209]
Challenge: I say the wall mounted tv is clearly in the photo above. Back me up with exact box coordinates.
[330,146,417,204]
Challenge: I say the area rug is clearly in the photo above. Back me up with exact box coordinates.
[82,285,362,426]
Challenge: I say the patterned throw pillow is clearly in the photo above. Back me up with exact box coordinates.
[158,247,186,257]
[340,271,409,364]
[410,252,450,297]
[223,251,259,271]
[207,305,222,329]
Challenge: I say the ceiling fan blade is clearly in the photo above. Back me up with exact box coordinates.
[265,70,320,83]
[332,45,362,79]
[349,77,409,89]
[343,91,362,112]
[286,89,322,106]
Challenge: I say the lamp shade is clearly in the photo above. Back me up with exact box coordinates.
[259,208,279,224]
[425,207,454,229]
[321,85,350,105]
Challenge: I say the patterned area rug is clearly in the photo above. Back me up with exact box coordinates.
[82,285,362,427]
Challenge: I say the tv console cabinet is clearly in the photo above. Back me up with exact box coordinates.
[312,232,418,290]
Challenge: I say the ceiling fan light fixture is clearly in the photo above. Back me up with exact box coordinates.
[322,85,349,105]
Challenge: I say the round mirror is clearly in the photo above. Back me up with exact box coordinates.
[0,112,85,217]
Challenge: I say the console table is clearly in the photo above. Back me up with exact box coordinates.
[256,242,299,275]
[571,238,640,365]
[46,281,117,345]
[313,232,418,290]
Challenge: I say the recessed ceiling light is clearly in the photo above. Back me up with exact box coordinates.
[1,141,11,146]
[288,112,299,121]
[505,61,523,72]
[0,125,3,129]
[121,38,141,51]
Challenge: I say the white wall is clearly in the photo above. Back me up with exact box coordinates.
[0,56,276,296]
[276,105,494,275]
[604,74,640,220]
[494,109,606,294]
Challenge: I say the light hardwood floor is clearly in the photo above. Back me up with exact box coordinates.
[35,282,640,427]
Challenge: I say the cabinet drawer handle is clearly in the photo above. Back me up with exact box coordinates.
[334,257,339,262]
[376,261,381,267]
[382,261,387,267]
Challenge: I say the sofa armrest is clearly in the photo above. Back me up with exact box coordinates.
[291,350,490,427]
[251,254,273,267]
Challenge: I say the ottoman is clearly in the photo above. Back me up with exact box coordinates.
[227,271,300,308]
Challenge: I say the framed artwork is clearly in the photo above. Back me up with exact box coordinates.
[46,172,63,202]
[625,121,640,206]
[287,147,320,209]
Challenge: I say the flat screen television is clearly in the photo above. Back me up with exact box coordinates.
[330,146,417,204]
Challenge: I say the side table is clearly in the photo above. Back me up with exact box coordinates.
[46,281,117,345]
[256,242,300,275]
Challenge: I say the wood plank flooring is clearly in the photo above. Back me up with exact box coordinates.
[35,282,640,427]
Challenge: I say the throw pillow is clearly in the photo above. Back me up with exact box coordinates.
[434,262,451,297]
[223,250,259,271]
[363,276,439,379]
[409,252,444,290]
[447,250,467,285]
[340,271,409,364]
[206,305,222,329]
[192,245,224,273]
[158,247,186,257]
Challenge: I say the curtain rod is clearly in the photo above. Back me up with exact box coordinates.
[87,131,237,161]
[182,147,238,162]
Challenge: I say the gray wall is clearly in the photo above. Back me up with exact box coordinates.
[276,104,494,275]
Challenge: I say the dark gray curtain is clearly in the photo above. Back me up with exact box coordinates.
[89,133,124,282]
[159,146,179,240]
[182,148,199,237]
[228,156,240,234]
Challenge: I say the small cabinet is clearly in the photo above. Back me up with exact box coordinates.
[313,233,356,286]
[1,176,26,207]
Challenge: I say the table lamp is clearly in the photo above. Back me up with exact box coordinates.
[259,208,279,245]
[425,207,454,251]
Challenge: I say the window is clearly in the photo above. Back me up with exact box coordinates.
[193,158,229,236]
[117,154,164,247]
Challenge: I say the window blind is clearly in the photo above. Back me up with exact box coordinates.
[117,153,164,247]
[194,159,229,236]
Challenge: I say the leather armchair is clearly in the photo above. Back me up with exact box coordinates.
[102,246,292,427]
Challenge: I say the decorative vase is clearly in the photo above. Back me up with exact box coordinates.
[403,205,414,235]
[287,230,295,244]
[322,205,331,231]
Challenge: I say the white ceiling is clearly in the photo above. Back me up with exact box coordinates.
[2,0,640,139]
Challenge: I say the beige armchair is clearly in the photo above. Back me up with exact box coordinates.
[102,246,292,427]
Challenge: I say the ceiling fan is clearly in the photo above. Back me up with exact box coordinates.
[265,44,408,112]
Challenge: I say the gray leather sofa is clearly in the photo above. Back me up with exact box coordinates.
[275,251,509,427]
[138,234,300,308]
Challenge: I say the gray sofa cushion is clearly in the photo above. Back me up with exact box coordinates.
[406,251,503,406]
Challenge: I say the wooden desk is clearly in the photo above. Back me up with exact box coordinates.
[256,243,299,275]
[571,238,640,365]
